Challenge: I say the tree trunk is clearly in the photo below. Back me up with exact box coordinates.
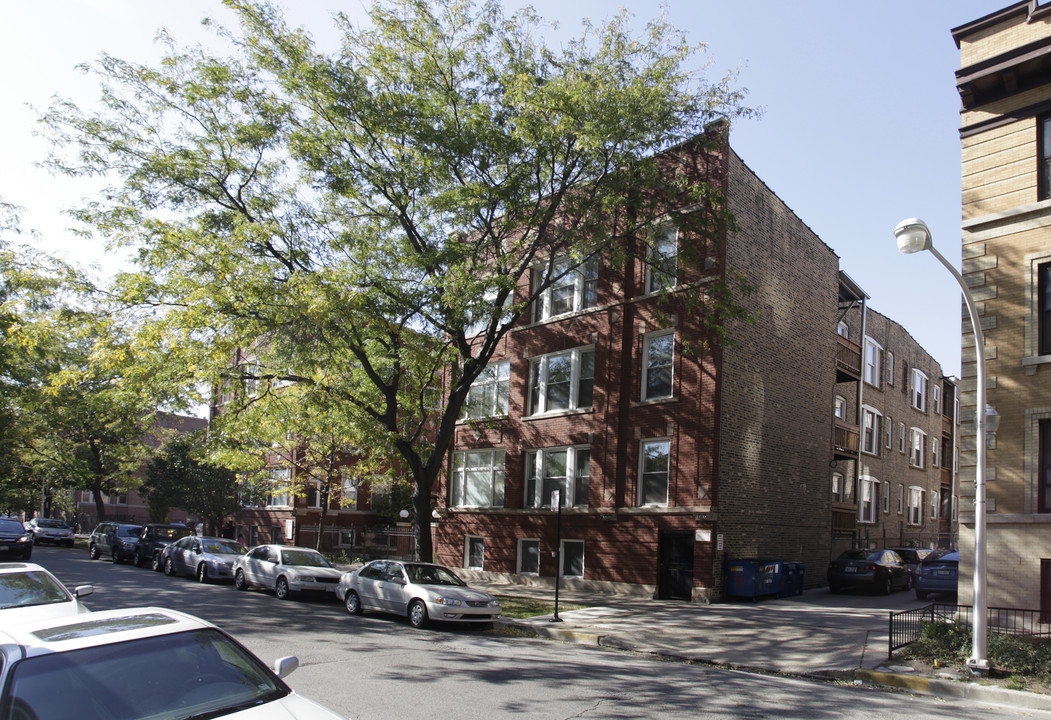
[92,487,107,522]
[413,484,432,562]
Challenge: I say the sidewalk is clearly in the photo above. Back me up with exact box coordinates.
[476,581,1051,714]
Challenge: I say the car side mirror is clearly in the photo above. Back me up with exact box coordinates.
[273,656,299,679]
[74,585,93,598]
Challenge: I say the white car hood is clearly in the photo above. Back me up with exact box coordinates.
[232,692,345,719]
[418,585,495,602]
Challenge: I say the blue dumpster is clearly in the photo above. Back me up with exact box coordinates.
[728,559,782,601]
[779,562,805,597]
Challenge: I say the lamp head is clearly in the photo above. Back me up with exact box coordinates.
[894,218,932,254]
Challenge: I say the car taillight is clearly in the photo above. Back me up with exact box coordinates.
[863,563,878,572]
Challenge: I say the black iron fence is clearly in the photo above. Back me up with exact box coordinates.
[889,603,1051,658]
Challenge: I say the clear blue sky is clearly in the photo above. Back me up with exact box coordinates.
[0,1,1009,376]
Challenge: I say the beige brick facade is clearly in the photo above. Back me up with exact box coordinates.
[954,1,1051,614]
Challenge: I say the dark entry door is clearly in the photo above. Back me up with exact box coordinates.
[658,530,694,600]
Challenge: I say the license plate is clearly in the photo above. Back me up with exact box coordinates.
[844,566,857,573]
[936,569,952,576]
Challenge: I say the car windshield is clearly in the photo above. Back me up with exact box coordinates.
[405,564,467,587]
[281,550,331,568]
[837,550,873,561]
[155,527,192,540]
[0,520,25,534]
[924,550,959,563]
[35,519,69,529]
[0,571,70,609]
[201,540,245,555]
[1,628,288,720]
[117,526,142,538]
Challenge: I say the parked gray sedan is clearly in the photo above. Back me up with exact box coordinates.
[337,560,501,628]
[161,536,246,583]
[232,545,342,600]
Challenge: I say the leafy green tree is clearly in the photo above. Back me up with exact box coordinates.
[41,0,751,560]
[144,431,240,533]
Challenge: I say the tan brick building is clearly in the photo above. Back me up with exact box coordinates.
[953,1,1051,614]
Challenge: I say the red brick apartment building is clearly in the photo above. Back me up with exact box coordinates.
[434,133,959,601]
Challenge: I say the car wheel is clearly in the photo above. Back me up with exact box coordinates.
[196,564,209,584]
[21,547,31,561]
[344,590,363,616]
[275,577,292,600]
[89,544,100,560]
[903,574,913,591]
[916,589,928,601]
[408,600,429,629]
[163,558,176,577]
[112,549,123,564]
[879,574,892,596]
[234,569,248,591]
[151,554,163,572]
[132,550,144,567]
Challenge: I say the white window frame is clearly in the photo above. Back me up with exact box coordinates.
[833,395,847,420]
[533,256,599,322]
[837,321,849,338]
[639,438,671,506]
[887,351,895,386]
[266,467,291,508]
[528,346,595,415]
[931,493,939,520]
[933,383,942,415]
[910,368,928,412]
[306,482,322,509]
[645,226,678,294]
[451,449,506,508]
[525,446,590,508]
[341,475,359,510]
[908,487,925,526]
[882,481,891,514]
[863,338,883,388]
[858,476,879,523]
[559,539,585,578]
[462,360,510,419]
[931,436,940,468]
[831,472,844,502]
[861,406,882,456]
[642,330,675,401]
[464,536,485,570]
[898,422,906,454]
[897,484,905,515]
[909,427,927,469]
[517,538,541,575]
[885,415,893,449]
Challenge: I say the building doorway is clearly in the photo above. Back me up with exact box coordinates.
[657,530,694,600]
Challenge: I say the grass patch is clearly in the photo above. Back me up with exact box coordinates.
[495,594,589,619]
[905,621,1051,683]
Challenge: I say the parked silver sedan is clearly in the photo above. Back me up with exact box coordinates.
[161,536,246,583]
[337,560,501,628]
[232,545,342,600]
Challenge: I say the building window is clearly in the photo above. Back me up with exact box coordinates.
[451,449,506,508]
[833,395,847,420]
[646,226,678,294]
[462,360,510,419]
[1040,420,1051,513]
[910,369,928,412]
[643,330,675,400]
[885,415,893,449]
[931,437,940,468]
[931,493,939,520]
[341,475,358,510]
[639,438,671,506]
[1040,262,1051,356]
[533,256,599,322]
[518,539,540,575]
[529,346,594,415]
[887,351,895,386]
[306,483,322,508]
[560,540,585,578]
[897,484,905,515]
[908,487,925,526]
[898,422,906,453]
[465,536,485,570]
[837,321,848,338]
[831,472,844,502]
[863,338,883,388]
[270,526,282,544]
[266,467,291,508]
[858,476,879,523]
[525,446,590,508]
[933,384,942,415]
[1041,115,1051,201]
[861,406,882,456]
[882,482,891,514]
[909,428,927,469]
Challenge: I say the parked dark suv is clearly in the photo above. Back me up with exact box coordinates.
[133,523,193,570]
[88,522,143,563]
[0,517,33,561]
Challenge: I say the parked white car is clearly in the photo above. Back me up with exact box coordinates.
[337,560,501,628]
[0,606,346,719]
[232,544,342,600]
[161,535,246,583]
[0,562,93,623]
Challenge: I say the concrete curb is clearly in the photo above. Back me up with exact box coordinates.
[855,669,1051,712]
[501,619,1051,713]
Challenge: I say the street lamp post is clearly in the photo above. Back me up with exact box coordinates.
[893,218,998,673]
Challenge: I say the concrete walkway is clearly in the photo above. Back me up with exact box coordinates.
[476,582,1051,714]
